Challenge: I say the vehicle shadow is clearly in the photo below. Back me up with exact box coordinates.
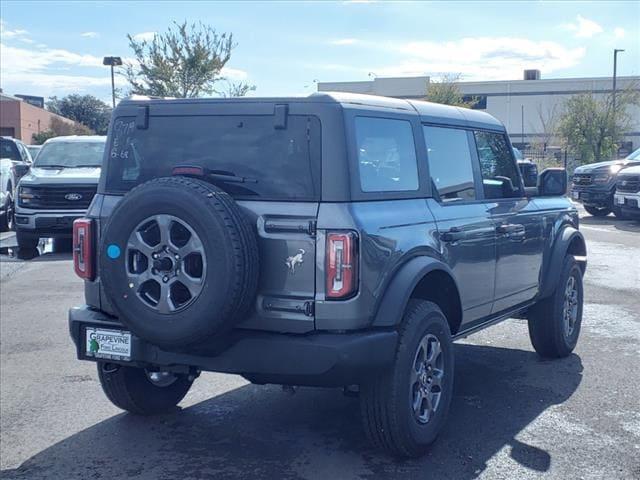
[0,237,73,262]
[1,344,583,480]
[579,213,640,233]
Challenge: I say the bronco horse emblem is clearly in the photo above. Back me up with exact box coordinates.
[285,249,305,274]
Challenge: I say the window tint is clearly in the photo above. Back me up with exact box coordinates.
[474,131,522,199]
[355,117,418,192]
[423,125,476,202]
[105,115,320,200]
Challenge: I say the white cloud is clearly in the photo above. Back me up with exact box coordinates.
[81,31,99,38]
[132,32,156,42]
[385,37,585,80]
[614,27,626,39]
[562,15,603,38]
[312,37,586,81]
[221,66,248,80]
[0,43,104,74]
[0,24,28,39]
[0,41,115,98]
[330,38,359,46]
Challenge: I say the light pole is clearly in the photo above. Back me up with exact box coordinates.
[612,49,625,119]
[103,56,123,108]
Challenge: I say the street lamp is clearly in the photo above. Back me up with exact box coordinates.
[103,56,123,108]
[612,49,625,119]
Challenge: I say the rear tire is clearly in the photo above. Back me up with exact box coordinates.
[360,300,454,457]
[16,230,39,250]
[527,255,583,358]
[97,362,194,415]
[584,205,610,217]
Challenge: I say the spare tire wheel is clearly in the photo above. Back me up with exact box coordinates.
[99,176,259,348]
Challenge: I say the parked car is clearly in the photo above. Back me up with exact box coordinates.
[613,164,640,220]
[26,144,42,161]
[0,137,33,231]
[571,148,640,217]
[68,93,585,458]
[14,135,106,249]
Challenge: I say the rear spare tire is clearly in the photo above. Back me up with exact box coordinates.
[99,176,259,348]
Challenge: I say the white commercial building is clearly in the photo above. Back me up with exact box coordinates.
[318,71,640,156]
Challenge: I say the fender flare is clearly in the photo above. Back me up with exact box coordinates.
[538,226,587,299]
[372,256,460,328]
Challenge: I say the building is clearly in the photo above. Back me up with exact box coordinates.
[318,71,640,156]
[0,93,75,144]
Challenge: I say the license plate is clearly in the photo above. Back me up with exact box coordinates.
[572,191,579,200]
[85,327,132,361]
[616,196,625,205]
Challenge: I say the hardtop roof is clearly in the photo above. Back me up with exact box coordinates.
[118,92,505,131]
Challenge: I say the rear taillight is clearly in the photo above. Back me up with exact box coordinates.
[73,218,94,280]
[326,231,358,299]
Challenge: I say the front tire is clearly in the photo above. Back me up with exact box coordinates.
[527,255,583,358]
[584,205,610,217]
[360,300,454,457]
[16,230,39,250]
[97,362,194,415]
[0,191,14,232]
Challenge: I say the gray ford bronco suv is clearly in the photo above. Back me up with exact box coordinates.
[69,93,586,457]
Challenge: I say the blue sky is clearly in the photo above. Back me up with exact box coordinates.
[1,1,638,103]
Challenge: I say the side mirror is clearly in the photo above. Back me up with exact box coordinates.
[12,163,30,179]
[537,168,567,196]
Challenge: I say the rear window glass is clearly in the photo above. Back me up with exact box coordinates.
[0,139,21,161]
[105,115,321,200]
[355,117,419,192]
[36,141,106,167]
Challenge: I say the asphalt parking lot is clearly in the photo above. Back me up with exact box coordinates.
[1,209,638,480]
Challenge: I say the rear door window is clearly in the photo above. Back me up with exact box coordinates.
[105,115,321,201]
[474,131,522,199]
[423,125,476,202]
[355,117,419,192]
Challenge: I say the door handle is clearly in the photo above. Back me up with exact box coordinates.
[496,224,525,239]
[439,227,466,242]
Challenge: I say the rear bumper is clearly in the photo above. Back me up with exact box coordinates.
[69,306,398,387]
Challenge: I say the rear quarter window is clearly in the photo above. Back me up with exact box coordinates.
[105,115,321,201]
[355,117,419,192]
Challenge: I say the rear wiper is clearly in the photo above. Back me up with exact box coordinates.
[172,165,258,184]
[208,169,258,184]
[36,164,67,169]
[73,164,101,168]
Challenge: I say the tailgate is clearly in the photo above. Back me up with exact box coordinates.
[237,201,319,333]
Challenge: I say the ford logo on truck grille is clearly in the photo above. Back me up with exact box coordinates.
[65,193,83,201]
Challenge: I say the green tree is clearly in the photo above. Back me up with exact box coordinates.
[32,117,94,145]
[425,74,476,108]
[46,94,111,135]
[124,21,254,98]
[558,86,640,164]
